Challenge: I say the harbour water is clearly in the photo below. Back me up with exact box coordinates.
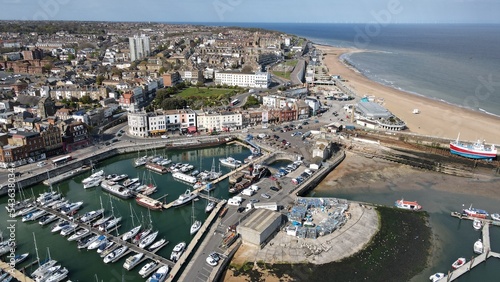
[312,169,500,281]
[0,144,251,281]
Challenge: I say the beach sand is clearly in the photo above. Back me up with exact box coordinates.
[315,45,500,145]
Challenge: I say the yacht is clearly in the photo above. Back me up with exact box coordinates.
[97,240,114,254]
[205,201,216,213]
[148,238,166,251]
[87,235,107,250]
[44,267,69,282]
[22,209,46,222]
[172,189,198,207]
[123,178,140,187]
[39,214,58,226]
[37,192,62,206]
[103,246,128,264]
[60,223,78,236]
[98,217,122,232]
[133,228,152,245]
[92,215,113,228]
[77,234,99,249]
[139,260,158,277]
[13,253,29,265]
[219,157,242,168]
[67,228,90,241]
[139,231,159,249]
[170,242,186,262]
[146,265,169,282]
[474,239,484,254]
[123,253,144,270]
[79,209,104,224]
[82,169,104,184]
[122,225,142,241]
[31,259,58,278]
[14,206,36,217]
[34,264,61,281]
[83,177,102,189]
[101,184,133,199]
[108,174,128,182]
[134,156,148,167]
[172,172,197,184]
[60,201,84,215]
[50,221,70,233]
[190,220,201,235]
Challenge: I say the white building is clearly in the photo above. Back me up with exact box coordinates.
[129,34,150,62]
[148,109,197,134]
[127,110,149,137]
[214,71,270,89]
[196,111,242,132]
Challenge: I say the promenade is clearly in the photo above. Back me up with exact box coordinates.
[0,260,34,282]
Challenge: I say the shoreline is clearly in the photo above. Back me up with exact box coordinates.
[313,44,500,145]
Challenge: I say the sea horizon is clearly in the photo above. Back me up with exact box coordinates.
[189,22,500,118]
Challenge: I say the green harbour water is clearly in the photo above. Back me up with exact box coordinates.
[0,144,250,282]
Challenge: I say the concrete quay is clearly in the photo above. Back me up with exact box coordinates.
[0,260,35,282]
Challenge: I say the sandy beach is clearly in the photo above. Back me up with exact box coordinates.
[315,45,500,145]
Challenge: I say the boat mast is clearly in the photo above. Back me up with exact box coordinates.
[129,203,135,227]
[33,232,40,267]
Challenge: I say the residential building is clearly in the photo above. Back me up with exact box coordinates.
[162,72,181,87]
[127,110,148,137]
[61,121,90,152]
[129,34,150,62]
[214,71,270,88]
[196,111,242,132]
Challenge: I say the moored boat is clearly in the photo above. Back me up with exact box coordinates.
[473,218,483,230]
[474,239,483,254]
[123,252,144,270]
[451,257,466,269]
[135,195,163,210]
[103,245,128,264]
[170,242,186,262]
[87,235,107,250]
[219,157,242,168]
[394,198,422,211]
[39,214,58,226]
[122,225,142,241]
[429,273,445,282]
[14,252,29,265]
[491,213,500,221]
[205,201,215,213]
[172,189,198,207]
[146,265,169,282]
[139,260,158,278]
[79,209,104,224]
[172,172,197,184]
[139,231,159,249]
[462,205,489,219]
[101,184,133,199]
[148,238,166,251]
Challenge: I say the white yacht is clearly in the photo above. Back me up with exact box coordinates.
[190,220,201,235]
[122,225,142,241]
[170,242,186,262]
[148,238,166,251]
[82,169,104,184]
[139,260,158,277]
[205,201,216,213]
[87,235,107,250]
[98,217,122,232]
[172,189,198,207]
[79,209,104,224]
[83,177,102,189]
[139,231,159,249]
[103,246,128,264]
[474,239,484,254]
[97,240,114,254]
[123,252,144,270]
[44,267,69,282]
[146,265,169,282]
[67,228,90,241]
[219,157,242,168]
[60,201,84,215]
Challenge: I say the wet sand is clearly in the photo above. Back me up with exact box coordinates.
[315,45,500,145]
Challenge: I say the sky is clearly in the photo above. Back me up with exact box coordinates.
[1,0,500,24]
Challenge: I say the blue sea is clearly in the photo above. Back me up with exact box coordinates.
[198,23,500,117]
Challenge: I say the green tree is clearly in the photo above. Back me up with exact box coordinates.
[79,95,93,104]
[96,75,105,85]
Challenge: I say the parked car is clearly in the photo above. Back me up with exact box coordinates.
[37,161,47,167]
[161,135,169,139]
[270,186,280,192]
[261,193,271,199]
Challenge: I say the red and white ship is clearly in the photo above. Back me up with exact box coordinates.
[462,204,489,219]
[450,135,497,160]
[394,199,422,211]
[135,195,163,211]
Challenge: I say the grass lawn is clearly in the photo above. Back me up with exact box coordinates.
[272,71,291,80]
[284,60,298,67]
[176,87,234,98]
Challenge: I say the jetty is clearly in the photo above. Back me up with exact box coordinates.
[445,219,500,281]
[36,204,176,269]
[0,259,35,282]
[42,166,91,186]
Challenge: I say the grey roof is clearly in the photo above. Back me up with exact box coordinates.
[240,209,281,234]
[356,101,392,119]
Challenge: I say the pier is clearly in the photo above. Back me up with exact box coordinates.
[166,199,227,282]
[36,205,176,269]
[445,219,500,281]
[42,166,91,186]
[0,260,35,282]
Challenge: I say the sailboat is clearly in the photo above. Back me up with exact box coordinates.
[99,197,121,232]
[31,234,58,279]
[122,204,142,241]
[92,196,112,228]
[133,210,153,245]
[190,200,201,235]
[205,189,215,213]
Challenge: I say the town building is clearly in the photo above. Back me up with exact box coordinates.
[355,101,406,131]
[237,209,283,246]
[129,34,150,62]
[196,110,242,132]
[127,110,149,137]
[214,71,270,89]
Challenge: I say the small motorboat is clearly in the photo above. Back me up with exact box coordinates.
[491,213,500,221]
[429,272,445,282]
[474,239,484,254]
[139,260,158,278]
[452,257,466,269]
[473,218,482,230]
[14,252,29,265]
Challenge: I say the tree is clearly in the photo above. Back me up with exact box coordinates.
[79,95,93,104]
[242,65,253,72]
[96,75,105,85]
